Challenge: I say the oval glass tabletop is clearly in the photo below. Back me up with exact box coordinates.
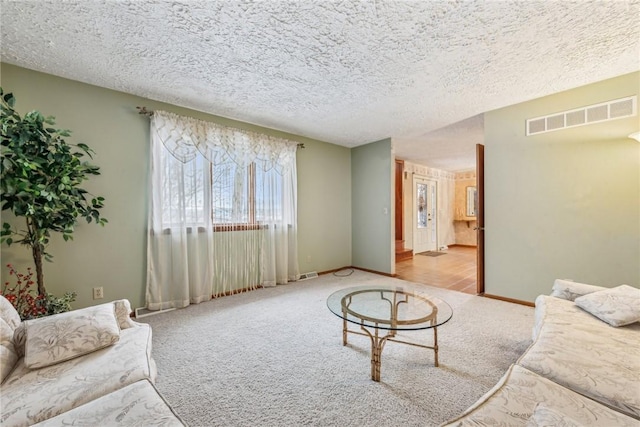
[327,285,453,331]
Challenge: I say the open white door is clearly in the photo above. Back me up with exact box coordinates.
[413,175,437,253]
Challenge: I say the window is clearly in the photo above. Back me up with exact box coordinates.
[211,161,252,225]
[159,147,284,230]
[147,109,299,308]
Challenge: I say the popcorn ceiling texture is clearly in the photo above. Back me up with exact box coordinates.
[1,1,638,171]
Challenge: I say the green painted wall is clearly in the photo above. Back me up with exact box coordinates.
[0,63,352,309]
[297,139,352,274]
[351,138,394,274]
[484,72,640,302]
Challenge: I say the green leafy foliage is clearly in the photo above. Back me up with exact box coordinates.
[0,88,108,295]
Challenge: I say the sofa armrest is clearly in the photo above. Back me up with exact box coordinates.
[113,299,137,329]
[550,279,607,301]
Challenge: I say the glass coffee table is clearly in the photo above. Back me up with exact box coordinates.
[327,285,453,381]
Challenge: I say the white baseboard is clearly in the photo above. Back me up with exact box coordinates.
[134,307,176,318]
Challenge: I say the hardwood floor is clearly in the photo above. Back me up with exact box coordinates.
[395,245,477,294]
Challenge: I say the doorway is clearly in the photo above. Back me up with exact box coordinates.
[412,175,437,253]
[395,246,477,294]
[395,157,483,296]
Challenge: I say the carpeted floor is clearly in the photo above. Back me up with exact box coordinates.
[141,270,534,427]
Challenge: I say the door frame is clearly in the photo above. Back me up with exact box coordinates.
[476,143,485,295]
[395,159,404,242]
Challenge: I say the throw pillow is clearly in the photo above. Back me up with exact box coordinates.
[550,279,606,301]
[574,285,640,327]
[525,403,582,427]
[23,303,121,369]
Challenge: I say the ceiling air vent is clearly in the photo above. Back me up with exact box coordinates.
[546,114,565,130]
[565,110,585,127]
[526,95,637,136]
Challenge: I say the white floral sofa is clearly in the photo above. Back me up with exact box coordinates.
[0,296,185,426]
[444,280,640,426]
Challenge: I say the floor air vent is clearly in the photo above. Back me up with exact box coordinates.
[298,271,318,281]
[526,96,637,136]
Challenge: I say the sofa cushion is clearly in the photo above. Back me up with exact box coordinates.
[525,403,582,427]
[519,295,640,419]
[550,279,606,301]
[442,365,638,426]
[1,323,157,427]
[31,379,185,427]
[23,303,121,369]
[574,284,640,327]
[0,318,19,383]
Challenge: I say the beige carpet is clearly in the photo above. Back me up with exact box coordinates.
[141,270,534,427]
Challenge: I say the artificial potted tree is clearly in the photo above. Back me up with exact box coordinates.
[0,88,107,318]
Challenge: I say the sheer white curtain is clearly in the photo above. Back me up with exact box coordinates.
[146,111,299,310]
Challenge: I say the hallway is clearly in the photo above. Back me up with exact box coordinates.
[395,246,477,295]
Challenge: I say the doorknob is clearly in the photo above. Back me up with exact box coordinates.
[473,227,485,231]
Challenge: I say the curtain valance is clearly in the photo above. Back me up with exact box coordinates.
[151,110,298,173]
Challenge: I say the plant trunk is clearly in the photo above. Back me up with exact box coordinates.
[27,218,46,296]
[32,243,46,296]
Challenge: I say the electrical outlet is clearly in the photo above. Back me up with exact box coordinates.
[93,287,104,300]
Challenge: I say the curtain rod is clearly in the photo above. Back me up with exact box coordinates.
[137,106,154,117]
[136,106,305,149]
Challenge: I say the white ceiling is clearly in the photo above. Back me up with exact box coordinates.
[1,1,638,171]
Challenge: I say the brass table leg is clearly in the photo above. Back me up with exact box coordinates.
[360,324,389,382]
[355,324,439,381]
[342,316,348,346]
[433,326,439,367]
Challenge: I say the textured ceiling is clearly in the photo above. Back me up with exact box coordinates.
[1,1,639,171]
